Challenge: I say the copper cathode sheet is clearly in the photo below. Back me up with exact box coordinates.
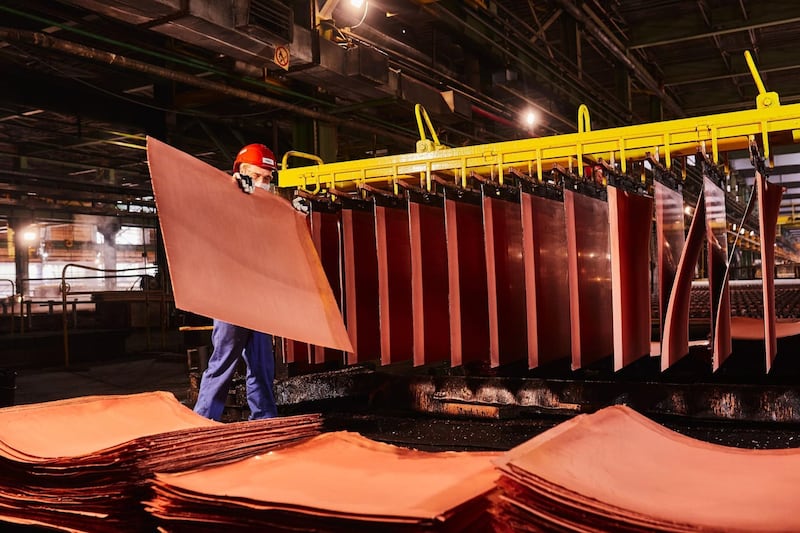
[661,192,706,371]
[564,189,613,370]
[704,177,732,371]
[146,137,352,352]
[482,186,527,368]
[521,192,570,368]
[408,197,450,366]
[309,207,344,364]
[495,405,800,532]
[608,186,654,370]
[756,173,784,371]
[374,201,413,365]
[654,181,686,344]
[731,316,800,340]
[341,202,380,365]
[444,191,489,367]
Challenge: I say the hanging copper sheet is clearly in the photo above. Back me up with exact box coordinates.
[308,202,344,364]
[481,184,527,367]
[661,192,706,371]
[374,196,413,365]
[654,181,686,343]
[146,137,352,353]
[564,189,613,370]
[443,188,489,367]
[756,173,784,371]
[704,177,732,371]
[408,191,450,366]
[340,197,380,365]
[608,186,654,370]
[520,188,570,368]
[494,405,800,532]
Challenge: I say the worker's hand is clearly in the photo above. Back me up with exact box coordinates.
[292,196,310,214]
[234,172,256,194]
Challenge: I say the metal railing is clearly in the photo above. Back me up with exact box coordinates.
[59,264,166,368]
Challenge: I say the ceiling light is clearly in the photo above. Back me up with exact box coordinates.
[524,110,536,128]
[350,0,364,7]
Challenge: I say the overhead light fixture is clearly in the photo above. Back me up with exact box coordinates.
[524,110,536,128]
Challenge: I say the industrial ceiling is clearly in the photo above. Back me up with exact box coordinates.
[2,0,800,227]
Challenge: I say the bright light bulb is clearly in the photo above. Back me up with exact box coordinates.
[22,230,37,242]
[350,0,364,7]
[525,110,536,127]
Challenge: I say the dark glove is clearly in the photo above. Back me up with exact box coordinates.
[235,173,255,194]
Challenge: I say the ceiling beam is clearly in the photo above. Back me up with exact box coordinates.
[629,2,800,50]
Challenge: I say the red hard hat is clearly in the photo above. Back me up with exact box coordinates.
[233,143,277,173]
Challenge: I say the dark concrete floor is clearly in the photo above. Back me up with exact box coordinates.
[8,352,800,452]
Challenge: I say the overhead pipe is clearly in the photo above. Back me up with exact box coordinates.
[0,28,416,148]
[554,0,685,117]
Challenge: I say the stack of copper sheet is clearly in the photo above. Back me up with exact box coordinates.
[492,405,800,531]
[0,392,320,532]
[147,431,499,532]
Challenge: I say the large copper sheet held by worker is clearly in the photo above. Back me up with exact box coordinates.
[756,173,784,371]
[608,186,653,370]
[704,177,732,371]
[408,192,450,366]
[493,405,800,531]
[444,188,489,367]
[661,193,706,371]
[146,137,352,353]
[309,202,344,364]
[482,184,527,367]
[654,181,686,342]
[374,197,413,365]
[520,191,570,368]
[564,189,613,370]
[147,431,499,530]
[340,198,380,364]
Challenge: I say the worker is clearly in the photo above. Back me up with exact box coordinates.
[193,143,279,421]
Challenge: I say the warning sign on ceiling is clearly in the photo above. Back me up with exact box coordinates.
[274,45,290,71]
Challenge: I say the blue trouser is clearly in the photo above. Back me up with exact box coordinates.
[193,320,277,421]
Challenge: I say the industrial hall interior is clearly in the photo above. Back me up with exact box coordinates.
[3,0,800,531]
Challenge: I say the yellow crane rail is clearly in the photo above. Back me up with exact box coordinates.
[279,52,800,192]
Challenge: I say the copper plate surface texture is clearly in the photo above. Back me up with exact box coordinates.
[341,206,381,365]
[756,173,784,371]
[564,190,613,370]
[654,181,686,343]
[444,193,489,367]
[409,200,451,366]
[520,192,570,368]
[309,207,344,364]
[495,405,800,531]
[482,192,527,367]
[661,192,705,371]
[150,431,499,521]
[374,203,413,365]
[147,137,352,352]
[704,177,732,371]
[608,187,653,370]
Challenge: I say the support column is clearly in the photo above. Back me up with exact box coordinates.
[9,218,32,298]
[98,218,121,290]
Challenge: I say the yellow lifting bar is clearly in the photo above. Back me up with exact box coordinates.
[279,52,800,191]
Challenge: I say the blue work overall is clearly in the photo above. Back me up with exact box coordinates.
[193,319,277,421]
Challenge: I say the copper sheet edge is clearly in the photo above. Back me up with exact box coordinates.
[757,174,784,371]
[661,192,705,371]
